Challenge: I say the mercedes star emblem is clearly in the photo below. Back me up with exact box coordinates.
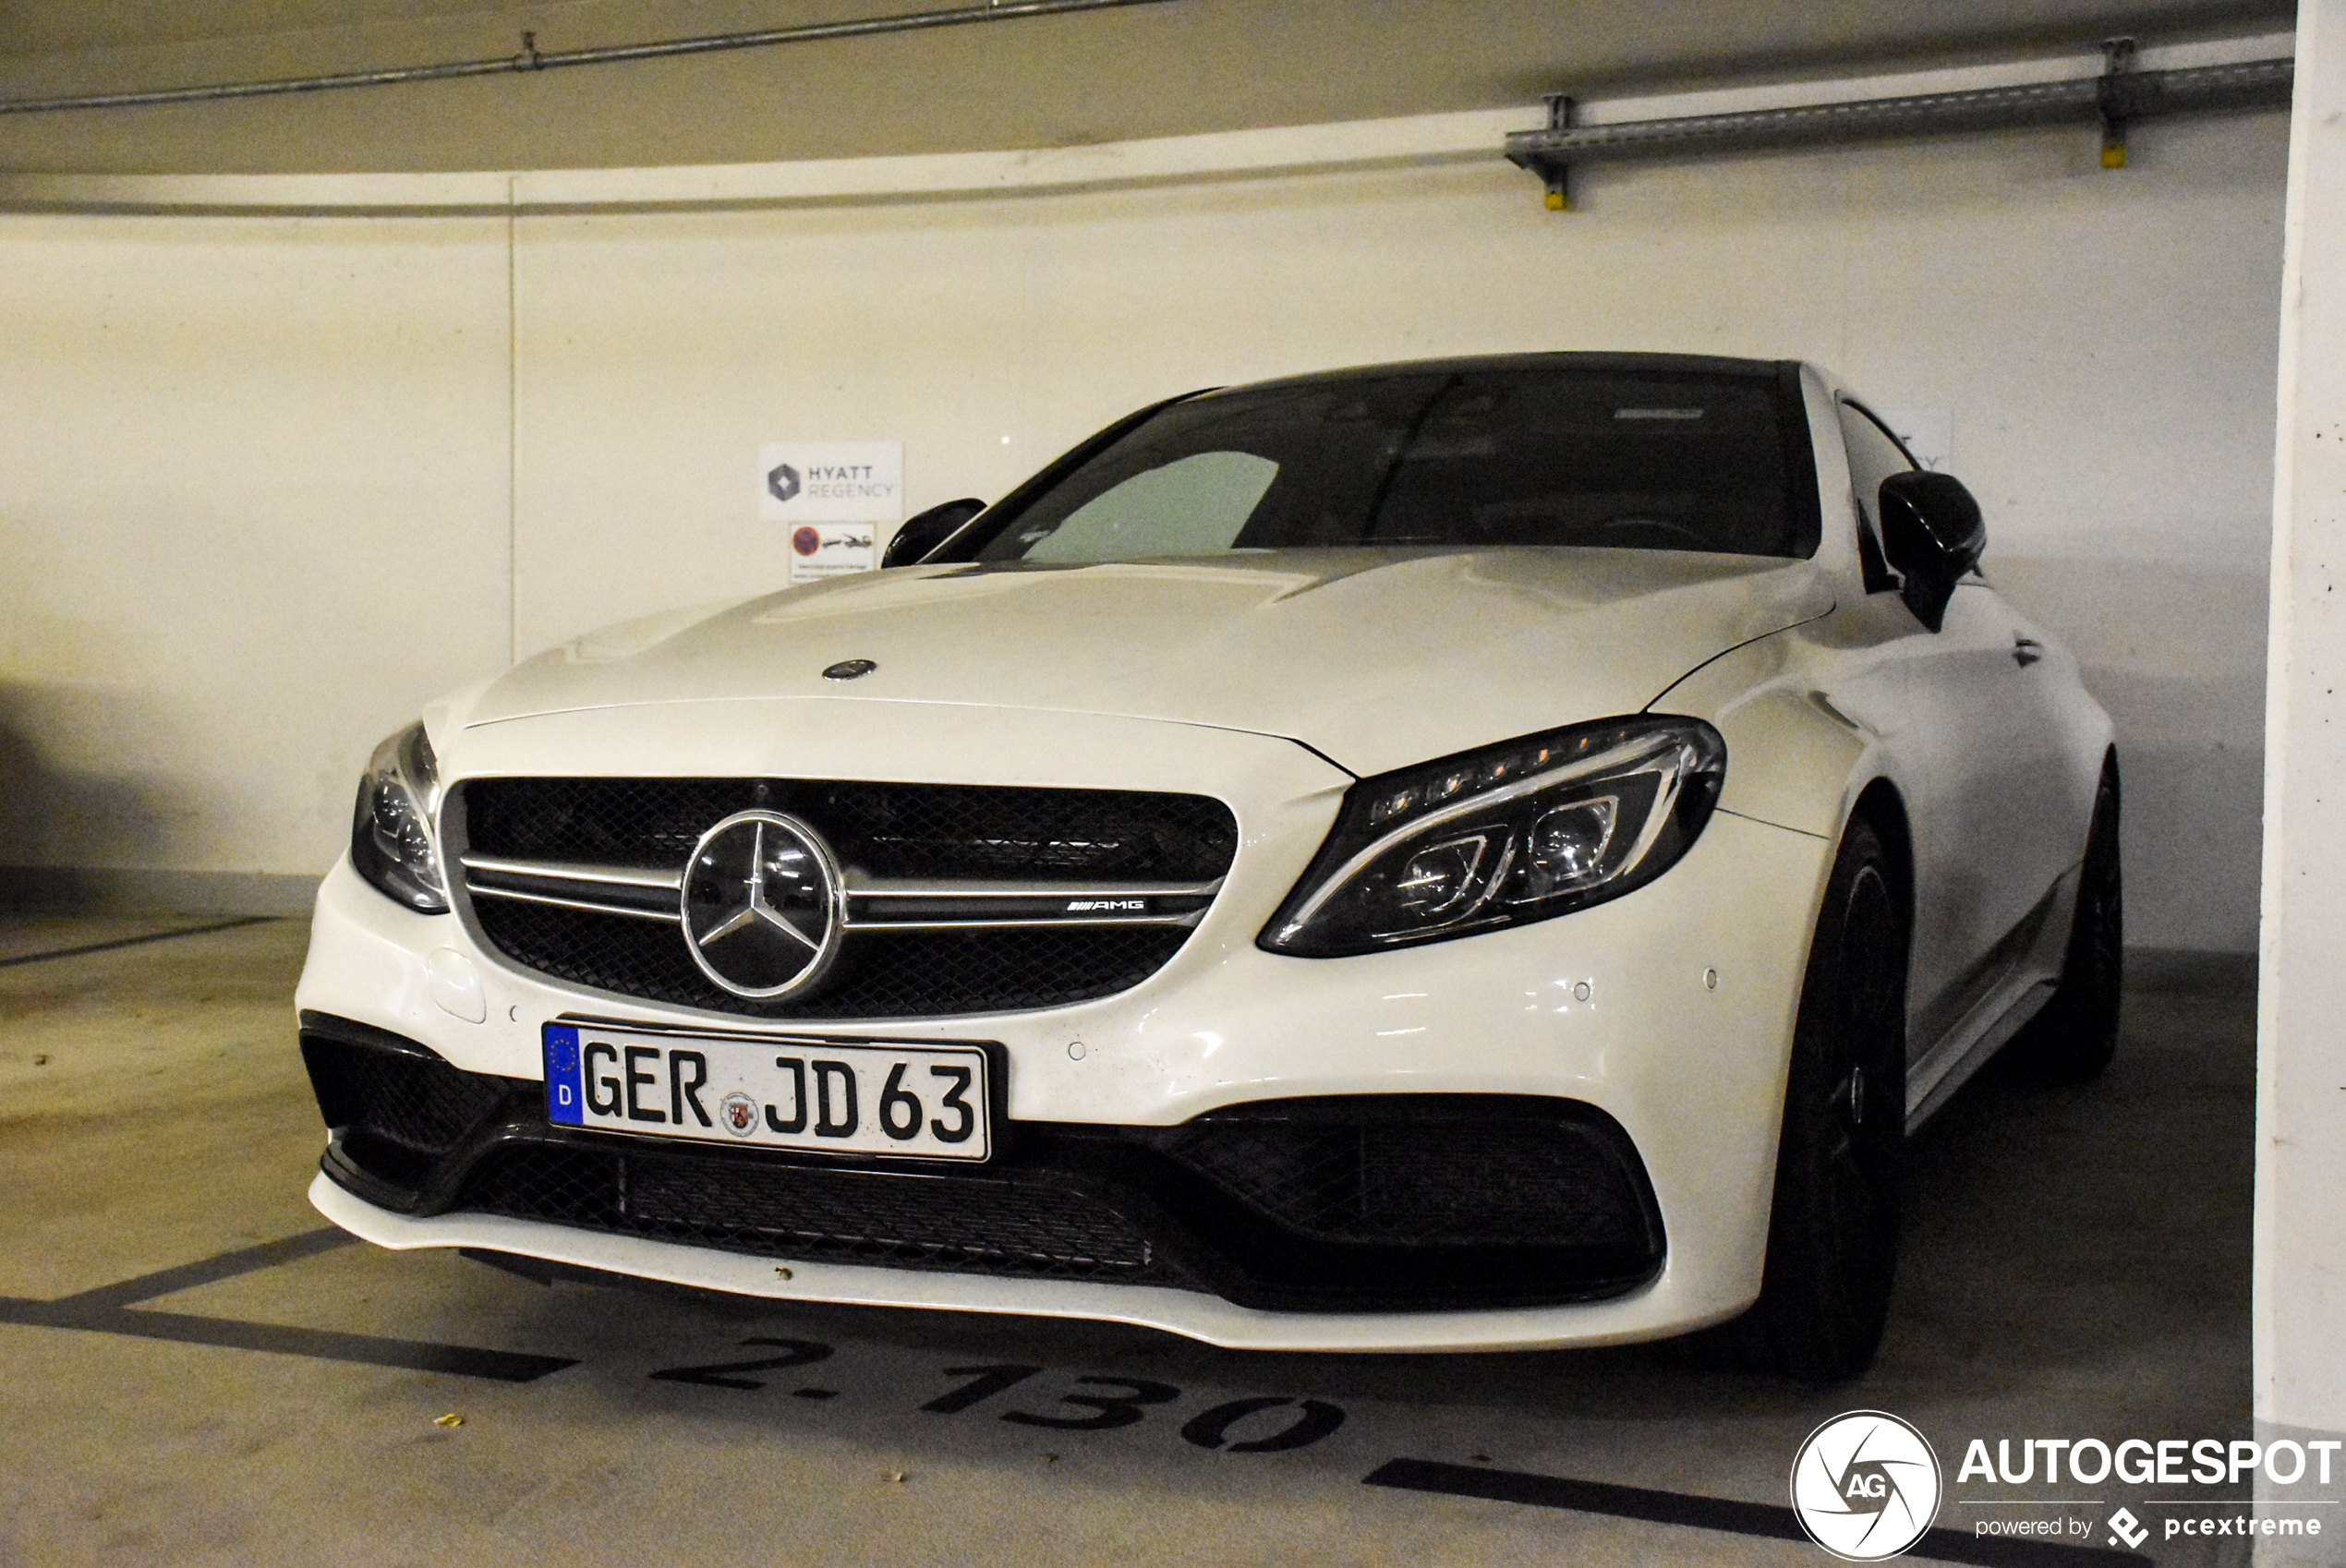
[679,810,846,999]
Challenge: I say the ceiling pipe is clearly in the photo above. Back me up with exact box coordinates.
[1506,51,2292,210]
[0,0,1176,115]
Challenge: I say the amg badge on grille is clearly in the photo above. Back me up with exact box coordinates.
[680,811,847,999]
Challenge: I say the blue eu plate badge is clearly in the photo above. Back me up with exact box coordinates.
[543,1024,585,1125]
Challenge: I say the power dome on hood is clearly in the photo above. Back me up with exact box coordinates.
[463,549,1833,779]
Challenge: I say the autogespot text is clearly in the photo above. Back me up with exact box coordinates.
[1957,1436,2340,1487]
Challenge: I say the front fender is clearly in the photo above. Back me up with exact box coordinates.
[1649,627,1880,843]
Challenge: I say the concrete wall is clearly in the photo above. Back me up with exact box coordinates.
[0,216,513,911]
[2258,0,2346,1549]
[0,98,2288,943]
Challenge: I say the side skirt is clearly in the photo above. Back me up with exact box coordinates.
[1904,862,2078,1132]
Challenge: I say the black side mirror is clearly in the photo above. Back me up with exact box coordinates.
[1878,470,1985,632]
[882,497,986,568]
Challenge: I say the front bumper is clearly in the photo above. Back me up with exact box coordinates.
[296,797,1833,1350]
[301,1007,1665,1314]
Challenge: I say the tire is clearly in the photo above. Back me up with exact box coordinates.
[1737,817,1910,1383]
[2013,763,2122,1082]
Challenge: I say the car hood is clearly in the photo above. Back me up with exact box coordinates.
[463,549,1833,778]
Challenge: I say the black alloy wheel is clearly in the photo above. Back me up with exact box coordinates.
[1739,817,1909,1383]
[2015,762,2122,1082]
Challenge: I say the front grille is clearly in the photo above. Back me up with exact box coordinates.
[453,778,1237,1019]
[304,1015,1666,1313]
[461,1143,1172,1283]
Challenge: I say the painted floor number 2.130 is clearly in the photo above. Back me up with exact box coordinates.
[649,1339,1347,1453]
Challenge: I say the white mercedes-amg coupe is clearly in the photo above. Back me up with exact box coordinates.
[296,354,2117,1381]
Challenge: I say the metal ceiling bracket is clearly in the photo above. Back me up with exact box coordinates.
[1539,93,1575,211]
[1504,50,2292,201]
[2098,38,2139,168]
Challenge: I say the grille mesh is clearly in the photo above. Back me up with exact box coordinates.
[300,1035,517,1188]
[1158,1115,1647,1248]
[460,1144,1171,1282]
[462,778,1239,882]
[472,899,1191,1019]
[457,777,1236,1019]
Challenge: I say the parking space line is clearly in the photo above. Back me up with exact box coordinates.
[1362,1457,2151,1568]
[0,1230,578,1383]
[0,916,274,969]
[0,1296,576,1381]
[56,1226,356,1310]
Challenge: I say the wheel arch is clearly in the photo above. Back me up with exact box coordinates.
[1846,776,1915,935]
[1717,770,1914,1381]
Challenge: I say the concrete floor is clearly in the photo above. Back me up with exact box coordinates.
[0,915,2255,1567]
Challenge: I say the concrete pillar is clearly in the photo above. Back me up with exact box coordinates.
[2260,0,2346,1560]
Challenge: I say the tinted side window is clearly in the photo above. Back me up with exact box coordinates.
[1837,402,1916,591]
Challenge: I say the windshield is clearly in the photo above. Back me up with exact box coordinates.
[973,366,1819,564]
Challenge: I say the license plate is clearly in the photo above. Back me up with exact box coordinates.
[541,1022,993,1162]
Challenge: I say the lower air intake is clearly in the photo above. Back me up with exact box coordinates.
[459,1143,1174,1283]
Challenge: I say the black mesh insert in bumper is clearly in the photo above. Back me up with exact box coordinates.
[300,1019,524,1196]
[1156,1102,1654,1250]
[300,1014,1664,1313]
[462,1142,1168,1282]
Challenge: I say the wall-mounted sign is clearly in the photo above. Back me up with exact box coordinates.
[759,440,904,523]
[788,522,878,581]
[761,440,900,583]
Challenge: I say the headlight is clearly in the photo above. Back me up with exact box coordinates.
[1260,716,1725,957]
[350,721,449,914]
